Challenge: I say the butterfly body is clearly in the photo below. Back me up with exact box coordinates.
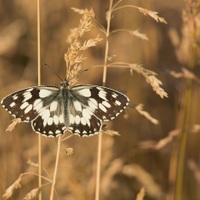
[1,80,129,137]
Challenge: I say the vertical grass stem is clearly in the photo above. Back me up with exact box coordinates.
[95,1,113,200]
[36,0,42,199]
[50,136,62,200]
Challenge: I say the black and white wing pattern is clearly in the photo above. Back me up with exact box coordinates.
[1,81,129,137]
[68,85,129,136]
[1,86,67,137]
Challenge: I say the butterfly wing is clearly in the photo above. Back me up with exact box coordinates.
[71,85,129,120]
[1,83,129,137]
[1,86,67,137]
[1,87,55,122]
[67,96,102,136]
[67,85,129,136]
[31,93,67,137]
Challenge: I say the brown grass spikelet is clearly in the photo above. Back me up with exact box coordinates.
[146,75,168,98]
[65,8,102,86]
[64,147,74,156]
[5,118,21,132]
[113,4,167,24]
[110,63,168,98]
[130,64,168,98]
[135,104,159,125]
[129,30,149,41]
[2,174,22,199]
[23,188,39,200]
[80,35,102,50]
[136,7,167,24]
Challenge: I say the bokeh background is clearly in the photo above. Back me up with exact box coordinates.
[0,0,200,199]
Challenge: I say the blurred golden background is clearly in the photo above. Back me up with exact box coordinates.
[0,0,200,199]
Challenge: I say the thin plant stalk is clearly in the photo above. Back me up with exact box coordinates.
[174,56,194,200]
[36,0,42,199]
[95,0,113,200]
[50,136,62,200]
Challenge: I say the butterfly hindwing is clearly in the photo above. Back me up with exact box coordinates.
[67,97,102,136]
[31,96,66,137]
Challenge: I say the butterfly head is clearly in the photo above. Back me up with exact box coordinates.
[60,79,69,89]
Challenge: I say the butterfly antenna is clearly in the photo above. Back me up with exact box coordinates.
[67,68,89,82]
[43,63,63,82]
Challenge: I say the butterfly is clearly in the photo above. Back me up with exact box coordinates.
[1,80,129,137]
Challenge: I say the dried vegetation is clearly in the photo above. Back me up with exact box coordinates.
[0,0,200,200]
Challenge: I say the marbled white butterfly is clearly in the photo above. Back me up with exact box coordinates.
[1,80,129,137]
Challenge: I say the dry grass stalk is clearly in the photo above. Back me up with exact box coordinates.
[139,130,180,150]
[174,1,200,198]
[108,63,168,98]
[155,129,180,150]
[113,4,167,24]
[130,30,149,41]
[122,164,162,199]
[188,159,200,184]
[5,118,21,132]
[23,188,39,200]
[136,187,145,200]
[27,159,39,168]
[130,64,168,98]
[135,104,159,125]
[111,29,149,41]
[2,174,22,199]
[168,67,200,83]
[183,0,200,56]
[136,7,167,24]
[65,8,102,86]
[145,75,168,98]
[61,133,73,142]
[139,124,200,150]
[103,129,120,136]
[101,159,123,196]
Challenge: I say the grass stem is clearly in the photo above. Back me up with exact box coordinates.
[175,80,192,200]
[36,0,42,199]
[50,136,62,200]
[95,1,113,200]
[174,50,194,200]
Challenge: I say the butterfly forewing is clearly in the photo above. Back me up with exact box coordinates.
[71,85,129,121]
[1,86,59,121]
[1,87,41,122]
